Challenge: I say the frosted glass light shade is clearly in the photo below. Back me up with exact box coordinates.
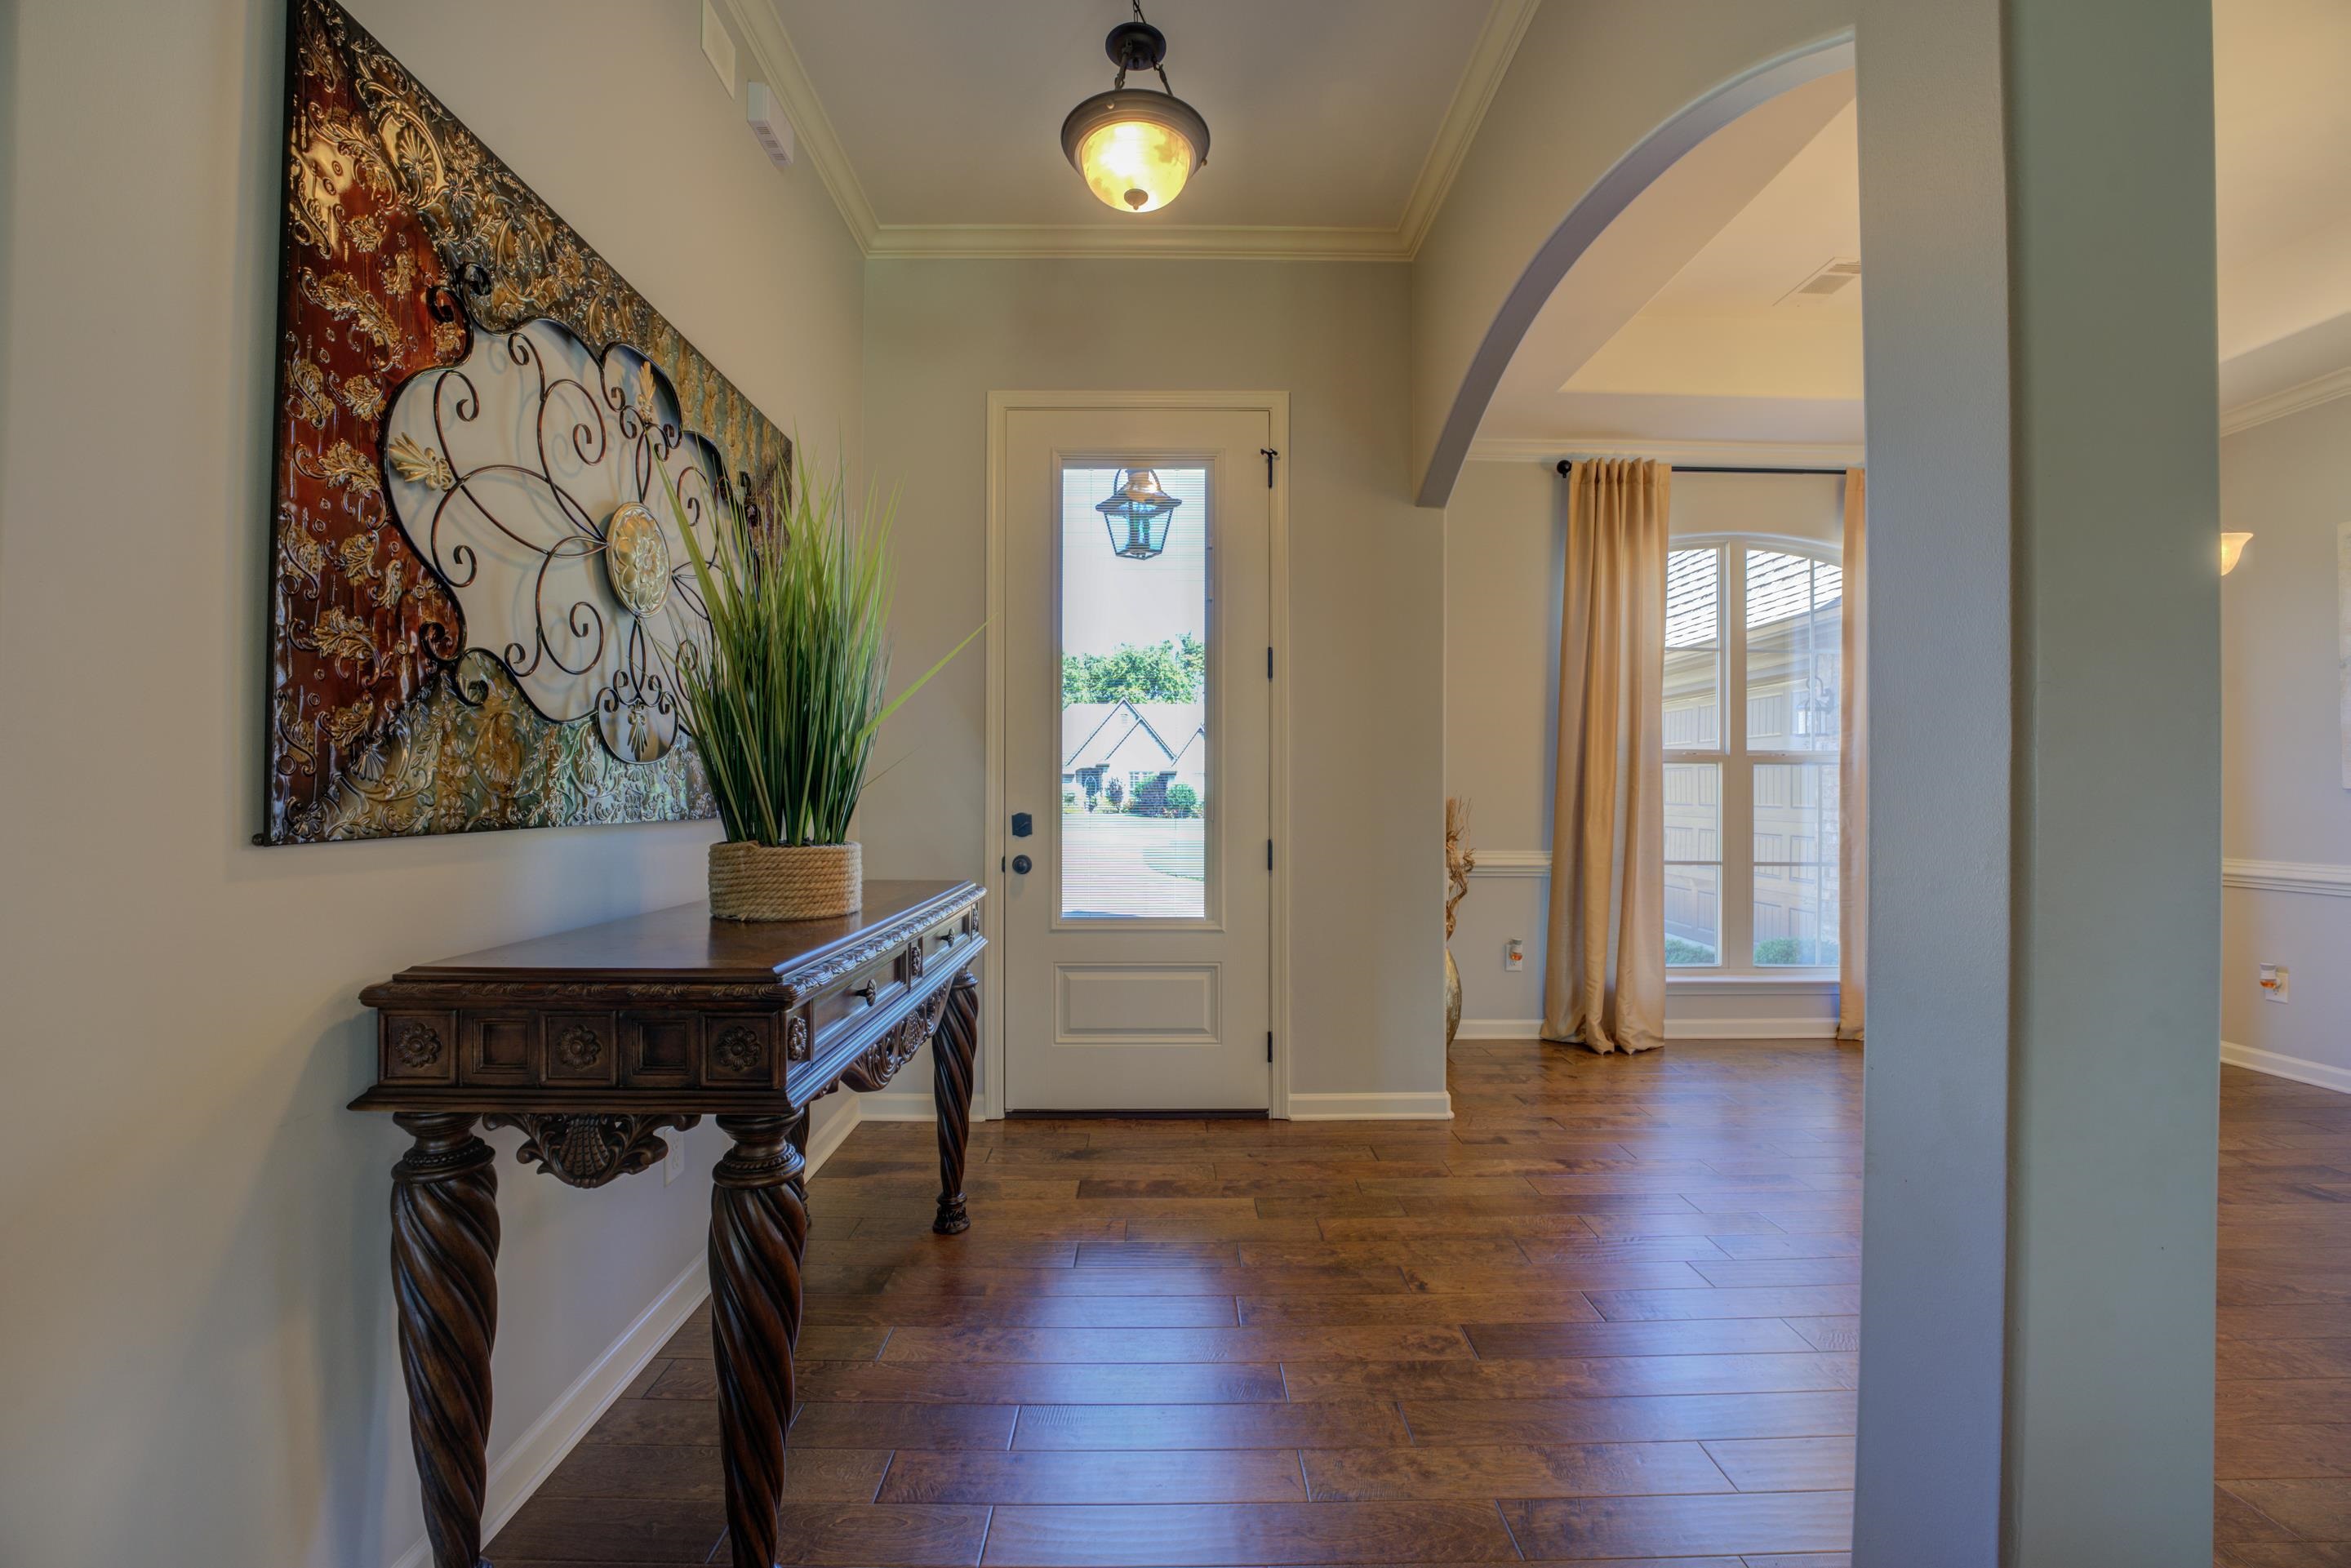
[2220,531,2252,575]
[1062,89,1209,214]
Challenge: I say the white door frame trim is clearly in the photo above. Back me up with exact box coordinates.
[983,390,1295,1120]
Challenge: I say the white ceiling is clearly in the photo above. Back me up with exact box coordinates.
[752,0,1531,255]
[1481,0,2351,454]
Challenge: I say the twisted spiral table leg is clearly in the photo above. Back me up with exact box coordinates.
[390,1112,500,1568]
[709,1115,807,1568]
[931,969,980,1235]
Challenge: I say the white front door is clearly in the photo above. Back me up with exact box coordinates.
[1000,406,1273,1113]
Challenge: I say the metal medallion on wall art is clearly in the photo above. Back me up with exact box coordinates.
[261,0,791,844]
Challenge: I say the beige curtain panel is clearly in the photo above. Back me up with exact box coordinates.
[1838,469,1869,1041]
[1543,459,1669,1055]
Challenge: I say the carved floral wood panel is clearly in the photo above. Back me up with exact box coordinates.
[264,0,789,843]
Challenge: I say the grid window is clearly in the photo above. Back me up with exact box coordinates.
[1663,536,1842,973]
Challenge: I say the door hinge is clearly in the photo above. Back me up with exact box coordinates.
[1000,855,1007,873]
[1266,645,1273,681]
[1260,447,1278,487]
[1267,1030,1274,1064]
[1266,839,1274,871]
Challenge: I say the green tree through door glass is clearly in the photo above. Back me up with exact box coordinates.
[1060,465,1211,919]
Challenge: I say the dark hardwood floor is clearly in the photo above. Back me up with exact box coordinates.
[485,1043,2351,1566]
[2217,1064,2351,1566]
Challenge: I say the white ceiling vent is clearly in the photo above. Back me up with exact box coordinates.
[1778,256,1862,307]
[747,82,796,169]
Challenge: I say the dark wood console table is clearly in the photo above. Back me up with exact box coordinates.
[351,879,985,1568]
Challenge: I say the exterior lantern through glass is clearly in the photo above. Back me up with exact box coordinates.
[1061,8,1210,215]
[1097,468,1182,560]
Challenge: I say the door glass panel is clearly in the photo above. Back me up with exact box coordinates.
[1665,549,1722,750]
[1059,464,1211,920]
[1664,762,1721,966]
[1753,761,1838,966]
[1745,549,1842,753]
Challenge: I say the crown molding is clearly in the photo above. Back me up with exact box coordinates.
[1397,0,1544,257]
[1465,436,1865,468]
[864,223,1413,262]
[2223,857,2351,898]
[2220,365,2351,437]
[719,0,880,250]
[743,0,1534,262]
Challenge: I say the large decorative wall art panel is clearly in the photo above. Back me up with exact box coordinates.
[264,0,789,843]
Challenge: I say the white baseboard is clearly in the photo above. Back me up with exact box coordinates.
[2222,1038,2351,1095]
[387,1111,864,1568]
[1667,1017,1839,1041]
[1287,1090,1455,1121]
[856,1088,940,1122]
[1456,1019,1839,1042]
[1454,1019,1545,1040]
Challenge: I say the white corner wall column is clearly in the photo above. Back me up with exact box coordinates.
[1852,1,2220,1563]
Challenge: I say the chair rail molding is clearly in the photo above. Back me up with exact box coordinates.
[2223,858,2351,898]
[1464,848,1551,877]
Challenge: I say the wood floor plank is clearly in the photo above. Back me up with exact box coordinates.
[1701,1435,1857,1492]
[488,1495,722,1564]
[536,1439,888,1503]
[770,1501,992,1566]
[1586,1286,1862,1321]
[878,1325,1474,1363]
[1301,1440,1733,1499]
[803,1292,1239,1327]
[1502,1488,1855,1558]
[1400,1390,1860,1446]
[1286,1351,1855,1403]
[793,1359,1287,1406]
[878,1447,1309,1504]
[1011,1401,1412,1450]
[978,1500,1523,1565]
[1460,1317,1816,1361]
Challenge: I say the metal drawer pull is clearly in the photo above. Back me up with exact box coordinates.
[848,981,878,1005]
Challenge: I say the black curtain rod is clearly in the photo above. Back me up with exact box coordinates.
[1553,460,1851,477]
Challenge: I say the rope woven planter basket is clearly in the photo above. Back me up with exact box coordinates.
[709,841,863,922]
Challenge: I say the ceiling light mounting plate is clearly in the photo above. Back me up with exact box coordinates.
[1105,19,1168,76]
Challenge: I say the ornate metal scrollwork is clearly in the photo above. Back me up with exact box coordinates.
[393,1021,444,1069]
[484,1113,700,1188]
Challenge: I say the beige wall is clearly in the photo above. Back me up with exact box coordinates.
[1442,462,1843,1033]
[2220,396,2351,1077]
[860,258,1446,1108]
[0,2,863,1564]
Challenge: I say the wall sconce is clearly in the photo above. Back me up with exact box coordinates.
[2221,531,2253,576]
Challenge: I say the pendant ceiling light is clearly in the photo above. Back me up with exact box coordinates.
[1061,2,1210,215]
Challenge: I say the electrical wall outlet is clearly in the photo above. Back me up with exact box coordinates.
[2260,963,2290,1003]
[1504,939,1525,972]
[664,1135,687,1184]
